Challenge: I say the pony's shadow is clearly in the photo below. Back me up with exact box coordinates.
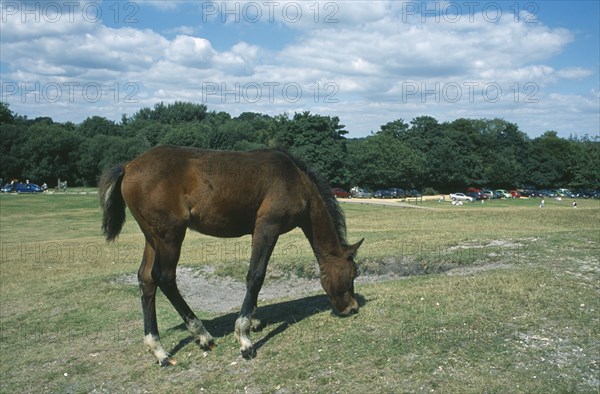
[167,293,367,357]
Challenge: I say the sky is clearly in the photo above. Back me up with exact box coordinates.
[1,0,599,139]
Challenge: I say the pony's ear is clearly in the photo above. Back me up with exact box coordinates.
[347,238,364,258]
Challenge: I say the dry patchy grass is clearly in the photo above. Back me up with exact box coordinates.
[0,194,598,393]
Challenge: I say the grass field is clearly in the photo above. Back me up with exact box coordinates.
[0,193,598,393]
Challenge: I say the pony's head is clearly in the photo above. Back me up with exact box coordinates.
[320,238,364,316]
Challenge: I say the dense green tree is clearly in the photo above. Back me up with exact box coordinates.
[477,119,529,188]
[19,122,82,184]
[527,131,573,188]
[403,116,442,152]
[273,112,349,186]
[347,133,424,189]
[1,101,598,190]
[160,123,210,148]
[0,123,28,180]
[123,119,174,149]
[0,102,15,124]
[567,135,600,189]
[77,134,146,185]
[132,101,207,124]
[378,118,409,139]
[77,116,120,138]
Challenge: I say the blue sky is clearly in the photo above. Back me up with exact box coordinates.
[1,0,598,138]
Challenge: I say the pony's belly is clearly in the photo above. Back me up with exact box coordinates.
[187,215,254,238]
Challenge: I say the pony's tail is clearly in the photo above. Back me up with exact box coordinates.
[99,165,126,242]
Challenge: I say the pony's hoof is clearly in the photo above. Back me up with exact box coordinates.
[198,339,217,351]
[240,346,256,360]
[251,318,263,332]
[158,357,177,367]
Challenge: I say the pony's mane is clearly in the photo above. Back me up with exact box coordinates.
[277,149,348,246]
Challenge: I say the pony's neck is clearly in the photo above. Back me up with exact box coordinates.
[303,194,343,263]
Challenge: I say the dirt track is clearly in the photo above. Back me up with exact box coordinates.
[338,197,441,209]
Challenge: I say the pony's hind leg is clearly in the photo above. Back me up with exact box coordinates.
[152,237,215,355]
[138,242,173,366]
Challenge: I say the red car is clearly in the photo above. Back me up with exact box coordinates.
[331,188,351,198]
[510,190,522,198]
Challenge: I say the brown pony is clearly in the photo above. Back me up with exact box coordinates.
[99,145,363,365]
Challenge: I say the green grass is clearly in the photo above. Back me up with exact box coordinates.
[0,194,598,393]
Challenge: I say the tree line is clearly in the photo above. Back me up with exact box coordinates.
[1,101,598,192]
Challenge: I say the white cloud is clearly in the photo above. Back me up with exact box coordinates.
[0,1,597,138]
[167,35,215,67]
[556,67,595,80]
[164,25,201,36]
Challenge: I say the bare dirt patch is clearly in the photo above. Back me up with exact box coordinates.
[114,267,406,313]
[113,240,530,313]
[114,259,514,314]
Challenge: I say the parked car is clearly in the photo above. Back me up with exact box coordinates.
[572,189,589,198]
[373,189,393,198]
[538,189,555,197]
[495,189,512,198]
[388,188,406,198]
[573,189,599,199]
[467,191,488,200]
[406,189,422,197]
[482,190,496,199]
[519,189,536,197]
[1,182,43,193]
[449,192,474,202]
[509,190,522,198]
[556,188,568,197]
[530,190,548,197]
[350,187,373,198]
[555,188,575,198]
[331,188,351,198]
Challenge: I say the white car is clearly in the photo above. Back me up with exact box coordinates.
[495,189,512,199]
[449,192,474,202]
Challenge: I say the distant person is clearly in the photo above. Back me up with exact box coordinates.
[539,198,545,208]
[41,183,48,192]
[572,200,577,208]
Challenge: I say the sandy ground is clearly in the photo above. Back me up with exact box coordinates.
[115,262,509,314]
[115,267,405,313]
[336,196,451,210]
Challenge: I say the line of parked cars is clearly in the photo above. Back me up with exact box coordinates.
[331,187,422,199]
[365,187,423,199]
[450,187,600,202]
[520,188,600,199]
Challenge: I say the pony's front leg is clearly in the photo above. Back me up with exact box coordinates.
[236,228,278,358]
[186,316,216,350]
[235,315,255,358]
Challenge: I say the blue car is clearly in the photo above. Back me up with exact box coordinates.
[1,182,43,193]
[373,189,393,199]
